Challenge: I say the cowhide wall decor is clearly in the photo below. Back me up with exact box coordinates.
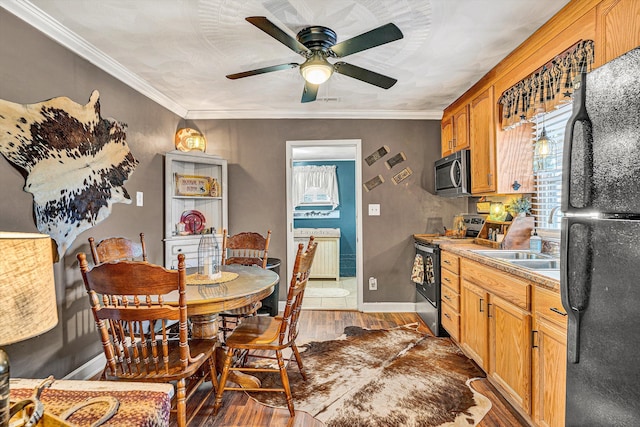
[0,90,138,259]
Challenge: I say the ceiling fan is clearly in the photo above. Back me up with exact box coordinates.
[226,16,404,103]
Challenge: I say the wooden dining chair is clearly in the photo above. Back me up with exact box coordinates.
[88,233,147,264]
[214,236,317,417]
[77,252,218,427]
[219,229,272,340]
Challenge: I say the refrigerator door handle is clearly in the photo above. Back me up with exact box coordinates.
[561,72,593,213]
[561,218,593,364]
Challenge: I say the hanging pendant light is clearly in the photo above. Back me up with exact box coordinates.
[535,114,553,159]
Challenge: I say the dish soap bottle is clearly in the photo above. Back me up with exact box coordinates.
[530,229,542,253]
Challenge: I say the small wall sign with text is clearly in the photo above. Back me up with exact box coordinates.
[365,146,390,166]
[364,175,385,192]
[175,173,221,197]
[392,167,413,185]
[385,152,406,169]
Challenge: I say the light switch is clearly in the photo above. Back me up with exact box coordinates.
[368,204,380,216]
[136,191,143,207]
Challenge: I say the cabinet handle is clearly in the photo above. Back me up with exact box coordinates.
[487,303,492,318]
[444,313,451,320]
[487,173,492,185]
[443,277,451,283]
[479,298,484,313]
[550,307,568,316]
[532,330,539,348]
[444,295,451,301]
[443,260,451,265]
[452,138,457,148]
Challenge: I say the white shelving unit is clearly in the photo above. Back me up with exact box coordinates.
[164,150,228,269]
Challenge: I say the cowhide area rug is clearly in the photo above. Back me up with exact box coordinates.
[246,325,492,427]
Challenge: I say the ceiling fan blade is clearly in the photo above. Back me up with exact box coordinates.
[246,16,310,55]
[330,23,403,58]
[334,62,397,89]
[301,82,319,103]
[226,63,298,79]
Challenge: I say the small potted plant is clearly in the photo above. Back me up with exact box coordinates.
[508,196,531,217]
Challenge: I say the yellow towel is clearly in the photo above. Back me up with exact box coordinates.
[411,254,424,284]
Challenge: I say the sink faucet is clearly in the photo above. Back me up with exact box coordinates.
[548,206,562,225]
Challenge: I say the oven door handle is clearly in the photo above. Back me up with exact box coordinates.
[415,243,437,253]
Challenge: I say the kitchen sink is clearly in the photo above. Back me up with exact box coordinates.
[471,250,553,260]
[508,259,561,270]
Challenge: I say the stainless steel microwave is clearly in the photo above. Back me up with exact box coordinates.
[434,149,471,197]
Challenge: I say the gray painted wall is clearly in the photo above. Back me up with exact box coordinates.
[0,9,468,378]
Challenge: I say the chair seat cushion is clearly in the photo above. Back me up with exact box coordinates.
[225,316,283,347]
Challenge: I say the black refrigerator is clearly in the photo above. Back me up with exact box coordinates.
[561,46,640,426]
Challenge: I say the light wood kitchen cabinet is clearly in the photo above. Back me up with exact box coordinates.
[441,104,469,157]
[440,114,453,156]
[460,279,489,370]
[532,287,567,427]
[460,258,532,416]
[595,0,640,67]
[440,251,461,341]
[469,86,496,194]
[489,294,532,414]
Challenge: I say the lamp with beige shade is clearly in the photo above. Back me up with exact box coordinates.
[0,232,57,427]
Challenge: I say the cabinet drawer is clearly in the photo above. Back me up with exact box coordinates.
[441,302,460,341]
[441,251,459,273]
[534,286,568,328]
[441,285,460,311]
[461,258,530,310]
[441,268,460,292]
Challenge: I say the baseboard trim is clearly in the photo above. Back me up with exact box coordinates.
[360,302,417,313]
[281,301,417,313]
[63,353,105,380]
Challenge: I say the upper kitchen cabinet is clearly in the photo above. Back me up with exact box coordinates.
[163,150,228,270]
[469,87,496,194]
[469,85,534,196]
[595,0,640,66]
[441,104,469,157]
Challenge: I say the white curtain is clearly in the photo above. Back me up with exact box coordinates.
[292,165,339,209]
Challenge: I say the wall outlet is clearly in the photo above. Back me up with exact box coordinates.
[368,204,380,216]
[136,191,143,207]
[368,276,377,290]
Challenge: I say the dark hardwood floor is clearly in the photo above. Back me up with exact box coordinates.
[182,310,528,427]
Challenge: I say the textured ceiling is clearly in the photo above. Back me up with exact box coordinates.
[4,0,570,119]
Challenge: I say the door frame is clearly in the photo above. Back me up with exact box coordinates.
[285,139,363,311]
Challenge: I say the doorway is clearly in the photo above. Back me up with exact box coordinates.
[285,139,362,311]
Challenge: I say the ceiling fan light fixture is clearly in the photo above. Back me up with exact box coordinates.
[300,53,333,85]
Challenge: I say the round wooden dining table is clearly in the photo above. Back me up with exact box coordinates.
[163,264,279,340]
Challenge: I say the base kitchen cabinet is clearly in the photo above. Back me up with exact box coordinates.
[460,279,489,369]
[460,258,532,417]
[532,286,567,427]
[440,251,461,341]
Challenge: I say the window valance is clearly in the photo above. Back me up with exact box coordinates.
[292,165,340,209]
[498,39,594,129]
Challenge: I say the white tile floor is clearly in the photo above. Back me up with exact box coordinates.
[302,277,357,310]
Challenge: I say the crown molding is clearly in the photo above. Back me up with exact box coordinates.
[2,0,188,117]
[185,109,443,120]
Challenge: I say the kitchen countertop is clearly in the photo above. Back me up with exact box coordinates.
[413,234,560,291]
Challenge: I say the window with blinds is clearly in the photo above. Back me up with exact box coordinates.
[531,102,573,232]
